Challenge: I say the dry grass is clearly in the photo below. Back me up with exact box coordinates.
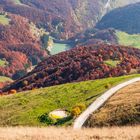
[85,82,140,127]
[0,126,139,140]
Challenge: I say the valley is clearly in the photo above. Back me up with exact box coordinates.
[0,0,140,138]
[0,0,140,80]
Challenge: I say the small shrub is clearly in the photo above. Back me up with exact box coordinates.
[71,107,81,117]
[105,83,111,89]
[31,88,36,91]
[39,113,56,125]
[22,80,28,86]
[8,89,17,94]
[55,116,73,126]
[76,103,86,111]
[71,103,86,117]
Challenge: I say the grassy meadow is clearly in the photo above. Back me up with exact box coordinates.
[12,0,22,5]
[116,31,140,48]
[104,60,120,67]
[0,15,10,25]
[51,43,70,55]
[0,59,8,67]
[0,74,139,126]
[0,76,12,83]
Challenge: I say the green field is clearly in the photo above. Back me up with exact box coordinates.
[0,74,139,126]
[0,59,8,67]
[116,31,140,48]
[0,15,10,25]
[12,0,22,5]
[51,43,70,55]
[104,60,120,67]
[0,76,12,83]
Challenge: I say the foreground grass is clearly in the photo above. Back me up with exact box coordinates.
[0,126,139,140]
[116,31,140,48]
[85,81,140,127]
[0,76,12,83]
[0,74,139,126]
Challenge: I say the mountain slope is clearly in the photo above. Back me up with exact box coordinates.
[96,3,140,34]
[1,0,139,39]
[0,13,47,79]
[0,0,140,80]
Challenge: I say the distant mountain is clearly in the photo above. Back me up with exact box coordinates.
[70,28,140,49]
[96,2,140,34]
[0,0,140,80]
[1,0,139,38]
[69,28,118,46]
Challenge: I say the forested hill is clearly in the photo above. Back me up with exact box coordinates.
[96,3,140,34]
[3,43,140,92]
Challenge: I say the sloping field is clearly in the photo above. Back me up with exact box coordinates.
[85,81,140,127]
[0,74,139,126]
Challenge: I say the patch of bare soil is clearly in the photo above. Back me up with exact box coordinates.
[0,126,139,140]
[85,82,140,127]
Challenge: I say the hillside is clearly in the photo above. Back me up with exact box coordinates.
[96,3,140,34]
[3,43,140,92]
[0,75,139,126]
[0,13,47,79]
[1,0,139,39]
[0,0,140,80]
[85,81,140,127]
[69,28,118,46]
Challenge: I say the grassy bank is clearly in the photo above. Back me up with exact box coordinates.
[0,74,139,126]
